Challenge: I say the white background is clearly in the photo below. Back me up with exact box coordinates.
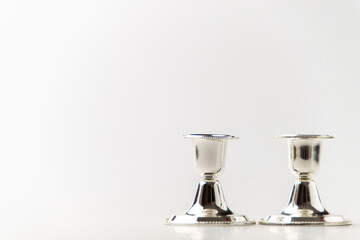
[1,0,360,239]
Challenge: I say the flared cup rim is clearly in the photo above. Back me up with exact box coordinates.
[183,134,239,140]
[277,134,334,139]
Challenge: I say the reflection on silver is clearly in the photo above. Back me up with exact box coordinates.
[165,134,255,225]
[259,134,351,226]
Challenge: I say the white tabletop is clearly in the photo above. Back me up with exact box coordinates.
[120,222,359,240]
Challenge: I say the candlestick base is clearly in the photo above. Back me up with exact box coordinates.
[259,214,351,226]
[166,180,255,225]
[165,214,255,225]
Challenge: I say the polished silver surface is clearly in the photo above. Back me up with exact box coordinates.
[259,134,351,226]
[166,134,255,225]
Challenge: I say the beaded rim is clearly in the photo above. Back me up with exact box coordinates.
[165,218,255,225]
[164,214,256,225]
[258,217,351,226]
[183,134,239,140]
[277,134,334,139]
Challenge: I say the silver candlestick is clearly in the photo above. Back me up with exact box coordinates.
[165,134,255,225]
[259,134,351,225]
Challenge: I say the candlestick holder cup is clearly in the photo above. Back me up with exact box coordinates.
[165,134,255,225]
[259,134,351,226]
